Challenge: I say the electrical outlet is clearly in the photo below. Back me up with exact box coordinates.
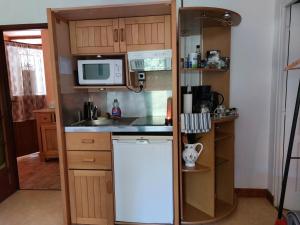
[138,72,146,81]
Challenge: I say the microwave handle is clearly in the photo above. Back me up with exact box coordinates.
[114,29,119,42]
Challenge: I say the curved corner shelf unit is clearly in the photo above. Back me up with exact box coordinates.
[178,7,240,225]
[182,195,238,224]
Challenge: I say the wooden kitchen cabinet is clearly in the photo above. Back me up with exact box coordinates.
[69,19,120,54]
[34,109,58,161]
[41,124,58,159]
[119,15,171,52]
[69,15,171,55]
[68,170,114,225]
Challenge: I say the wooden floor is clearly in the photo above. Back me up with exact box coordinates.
[0,191,277,225]
[17,153,60,190]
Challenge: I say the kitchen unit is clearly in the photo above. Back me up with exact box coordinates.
[33,108,58,161]
[47,2,240,225]
[47,2,178,225]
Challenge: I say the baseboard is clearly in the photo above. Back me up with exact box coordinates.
[235,188,274,205]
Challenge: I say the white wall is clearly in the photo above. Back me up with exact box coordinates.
[184,0,276,188]
[0,0,162,25]
[0,0,277,189]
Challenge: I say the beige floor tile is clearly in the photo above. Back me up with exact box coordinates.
[0,190,63,225]
[0,192,277,225]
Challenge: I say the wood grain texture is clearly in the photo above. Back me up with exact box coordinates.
[171,1,179,225]
[41,124,58,159]
[202,27,231,107]
[65,132,111,151]
[183,130,215,217]
[68,170,113,225]
[69,19,119,54]
[67,151,112,170]
[34,111,58,161]
[41,29,55,105]
[54,2,171,21]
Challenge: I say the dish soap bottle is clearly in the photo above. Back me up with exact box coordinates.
[112,99,121,119]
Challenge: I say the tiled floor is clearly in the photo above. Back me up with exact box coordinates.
[0,191,63,225]
[0,190,277,225]
[17,152,60,190]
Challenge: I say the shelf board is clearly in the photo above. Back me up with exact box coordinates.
[73,85,127,90]
[215,132,233,142]
[216,156,229,167]
[212,115,238,124]
[182,164,211,173]
[182,197,237,224]
[181,68,228,73]
[180,7,241,36]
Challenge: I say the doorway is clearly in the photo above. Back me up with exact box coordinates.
[0,24,60,194]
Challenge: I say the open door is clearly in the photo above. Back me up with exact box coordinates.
[0,32,18,202]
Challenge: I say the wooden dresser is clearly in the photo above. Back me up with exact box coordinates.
[33,108,58,161]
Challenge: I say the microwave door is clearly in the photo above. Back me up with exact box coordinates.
[80,62,114,85]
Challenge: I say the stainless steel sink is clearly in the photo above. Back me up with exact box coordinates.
[71,117,137,126]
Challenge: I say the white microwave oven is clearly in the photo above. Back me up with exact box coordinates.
[77,59,123,85]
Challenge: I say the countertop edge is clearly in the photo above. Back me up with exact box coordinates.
[64,126,173,133]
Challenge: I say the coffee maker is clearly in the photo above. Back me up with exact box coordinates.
[182,85,224,113]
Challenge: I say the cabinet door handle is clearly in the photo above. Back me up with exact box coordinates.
[120,28,125,42]
[81,139,95,144]
[82,158,95,162]
[113,29,119,42]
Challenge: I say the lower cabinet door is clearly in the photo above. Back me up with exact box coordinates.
[68,170,114,225]
[40,123,58,159]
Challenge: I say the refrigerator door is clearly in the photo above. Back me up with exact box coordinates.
[113,137,173,224]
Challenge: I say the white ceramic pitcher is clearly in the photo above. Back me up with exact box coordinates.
[182,143,204,167]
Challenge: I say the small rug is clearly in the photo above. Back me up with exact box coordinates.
[17,152,61,190]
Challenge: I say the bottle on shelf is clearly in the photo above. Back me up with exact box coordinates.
[196,45,202,68]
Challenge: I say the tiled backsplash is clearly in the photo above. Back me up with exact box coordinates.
[106,91,172,117]
[62,90,172,124]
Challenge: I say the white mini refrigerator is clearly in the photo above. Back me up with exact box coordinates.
[113,136,173,224]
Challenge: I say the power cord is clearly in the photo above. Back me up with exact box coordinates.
[126,83,144,93]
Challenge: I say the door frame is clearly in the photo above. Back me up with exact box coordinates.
[0,23,47,201]
[271,0,299,207]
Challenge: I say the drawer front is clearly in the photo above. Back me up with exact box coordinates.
[36,113,52,123]
[67,151,112,170]
[66,132,111,151]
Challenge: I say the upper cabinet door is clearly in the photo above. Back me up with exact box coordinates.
[119,15,171,52]
[69,19,120,55]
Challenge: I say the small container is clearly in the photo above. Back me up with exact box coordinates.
[112,99,121,118]
[196,45,201,68]
[189,53,198,68]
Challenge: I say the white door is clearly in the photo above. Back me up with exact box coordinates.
[282,3,300,210]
